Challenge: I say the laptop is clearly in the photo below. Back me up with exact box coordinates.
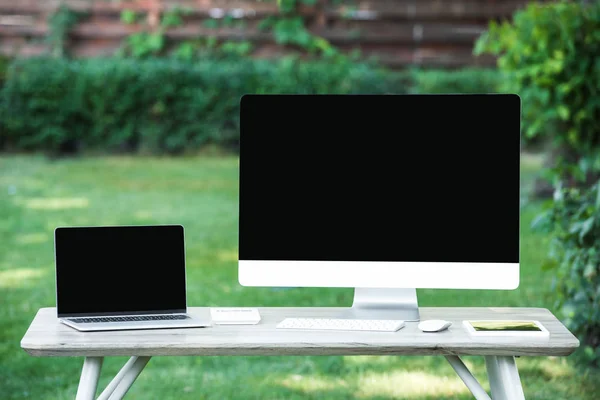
[55,225,210,332]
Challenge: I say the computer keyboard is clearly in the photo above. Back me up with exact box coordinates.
[68,315,189,323]
[276,318,405,332]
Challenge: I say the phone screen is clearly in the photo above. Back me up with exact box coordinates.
[470,321,542,331]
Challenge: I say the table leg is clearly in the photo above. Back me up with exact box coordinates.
[485,356,525,400]
[445,356,491,400]
[76,357,104,400]
[104,356,151,400]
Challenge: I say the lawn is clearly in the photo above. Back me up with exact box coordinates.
[1,154,599,399]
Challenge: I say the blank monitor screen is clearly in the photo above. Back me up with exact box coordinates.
[239,94,520,264]
[55,225,187,317]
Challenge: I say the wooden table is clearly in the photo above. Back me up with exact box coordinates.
[21,307,579,400]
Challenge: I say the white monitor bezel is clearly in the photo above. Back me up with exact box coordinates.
[238,260,519,289]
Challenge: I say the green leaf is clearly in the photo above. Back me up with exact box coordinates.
[273,17,305,45]
[579,217,594,242]
[257,17,275,31]
[146,33,164,51]
[557,105,570,120]
[161,12,183,28]
[173,42,196,60]
[531,211,551,232]
[473,34,488,56]
[277,0,297,13]
[583,263,597,280]
[313,37,330,51]
[121,9,137,25]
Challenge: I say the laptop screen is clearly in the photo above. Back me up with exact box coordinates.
[55,225,187,317]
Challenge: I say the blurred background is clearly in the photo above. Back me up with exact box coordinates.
[0,0,599,399]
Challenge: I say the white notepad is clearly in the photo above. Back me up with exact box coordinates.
[210,308,261,325]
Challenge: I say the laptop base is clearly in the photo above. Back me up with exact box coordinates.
[60,316,210,332]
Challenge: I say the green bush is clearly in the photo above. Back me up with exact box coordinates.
[533,182,600,366]
[408,68,503,94]
[0,56,402,154]
[474,1,600,163]
[0,56,501,154]
[476,0,600,365]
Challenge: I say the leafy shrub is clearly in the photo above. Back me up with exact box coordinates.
[0,56,402,154]
[533,182,600,366]
[476,0,600,365]
[0,55,501,154]
[474,1,600,164]
[409,68,502,94]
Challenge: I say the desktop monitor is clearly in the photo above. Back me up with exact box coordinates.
[238,94,520,320]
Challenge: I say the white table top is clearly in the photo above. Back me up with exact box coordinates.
[21,307,579,357]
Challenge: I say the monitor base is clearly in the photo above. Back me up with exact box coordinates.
[338,287,420,321]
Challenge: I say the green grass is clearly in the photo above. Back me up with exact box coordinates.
[0,154,598,399]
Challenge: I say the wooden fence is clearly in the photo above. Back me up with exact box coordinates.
[0,0,536,68]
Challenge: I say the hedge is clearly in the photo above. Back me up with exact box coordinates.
[0,57,501,154]
[408,68,503,94]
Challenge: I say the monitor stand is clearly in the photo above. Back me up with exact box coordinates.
[338,288,420,321]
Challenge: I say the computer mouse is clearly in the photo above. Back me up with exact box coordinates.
[418,320,452,332]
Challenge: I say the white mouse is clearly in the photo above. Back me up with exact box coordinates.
[418,319,452,332]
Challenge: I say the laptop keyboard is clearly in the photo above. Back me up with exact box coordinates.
[68,315,189,323]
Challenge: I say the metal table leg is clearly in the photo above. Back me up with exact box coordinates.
[485,356,525,400]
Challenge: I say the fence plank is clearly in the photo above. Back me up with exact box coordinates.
[0,0,533,68]
[0,21,487,45]
[0,0,530,19]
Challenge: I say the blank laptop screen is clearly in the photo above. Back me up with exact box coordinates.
[55,225,187,317]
